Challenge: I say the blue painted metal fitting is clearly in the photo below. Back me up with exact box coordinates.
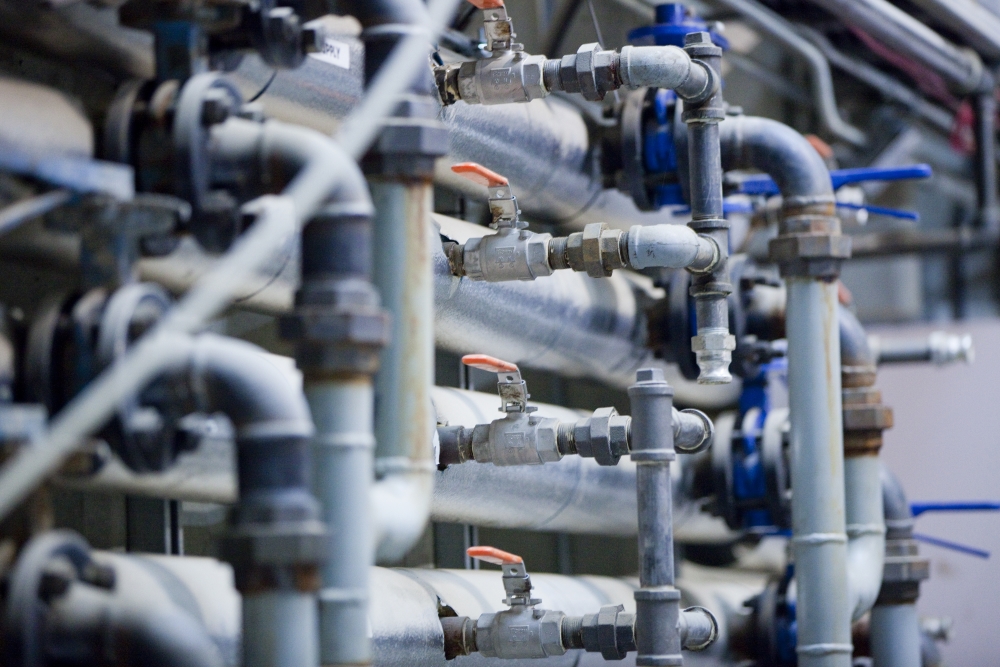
[627,3,729,49]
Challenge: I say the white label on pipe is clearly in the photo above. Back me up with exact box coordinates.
[311,38,351,69]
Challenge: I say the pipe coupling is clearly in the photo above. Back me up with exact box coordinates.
[769,213,851,279]
[280,279,390,376]
[876,538,929,606]
[842,386,893,456]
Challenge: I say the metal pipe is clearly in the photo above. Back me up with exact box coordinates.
[285,196,384,667]
[628,368,683,666]
[436,215,740,407]
[704,0,867,145]
[185,334,322,667]
[683,33,735,385]
[973,88,1000,230]
[838,306,886,622]
[795,26,955,135]
[716,112,852,666]
[802,0,986,94]
[869,331,974,365]
[906,0,1000,61]
[370,183,437,564]
[786,280,851,667]
[871,467,924,667]
[59,384,736,543]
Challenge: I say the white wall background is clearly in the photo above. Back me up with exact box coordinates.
[874,317,1000,665]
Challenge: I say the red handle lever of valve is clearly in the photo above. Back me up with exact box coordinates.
[452,162,509,188]
[467,546,523,565]
[461,354,519,374]
[465,0,505,9]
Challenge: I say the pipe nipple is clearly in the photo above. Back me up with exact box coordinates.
[691,329,735,384]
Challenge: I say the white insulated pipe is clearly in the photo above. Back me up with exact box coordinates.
[786,279,851,667]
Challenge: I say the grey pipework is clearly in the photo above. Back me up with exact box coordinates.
[704,0,866,145]
[870,467,928,667]
[803,0,986,94]
[869,331,974,366]
[437,41,714,106]
[715,113,851,666]
[838,306,887,623]
[682,33,735,387]
[448,221,718,283]
[628,367,718,665]
[183,334,323,667]
[438,405,712,467]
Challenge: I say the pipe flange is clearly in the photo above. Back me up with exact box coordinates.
[219,519,328,593]
[173,73,244,252]
[96,283,186,472]
[2,531,111,667]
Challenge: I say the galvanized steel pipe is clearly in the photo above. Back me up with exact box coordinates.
[803,0,986,94]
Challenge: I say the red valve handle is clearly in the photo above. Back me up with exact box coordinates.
[451,162,509,188]
[466,0,505,9]
[462,354,519,374]
[467,546,523,565]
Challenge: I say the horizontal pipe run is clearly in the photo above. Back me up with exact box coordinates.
[803,0,985,94]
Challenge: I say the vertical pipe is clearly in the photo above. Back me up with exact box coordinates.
[289,206,387,667]
[683,33,734,385]
[311,381,375,666]
[973,88,999,231]
[243,592,319,667]
[373,182,435,465]
[870,604,922,667]
[786,279,851,667]
[628,368,681,666]
[371,182,437,562]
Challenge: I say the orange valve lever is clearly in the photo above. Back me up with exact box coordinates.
[465,0,505,9]
[467,546,523,565]
[462,354,519,374]
[451,162,509,188]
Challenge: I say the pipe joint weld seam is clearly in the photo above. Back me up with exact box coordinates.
[792,532,848,545]
[846,522,887,538]
[796,643,854,656]
[319,588,369,604]
[313,433,376,450]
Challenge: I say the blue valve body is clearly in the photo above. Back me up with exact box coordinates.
[627,3,730,49]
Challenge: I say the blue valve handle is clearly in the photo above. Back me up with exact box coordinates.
[912,532,990,559]
[733,163,933,197]
[911,501,1000,517]
[835,202,919,221]
[830,164,932,189]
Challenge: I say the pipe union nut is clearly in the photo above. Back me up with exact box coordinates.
[521,54,548,100]
[580,223,626,278]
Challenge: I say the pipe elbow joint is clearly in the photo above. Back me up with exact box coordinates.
[673,408,713,453]
[618,45,715,102]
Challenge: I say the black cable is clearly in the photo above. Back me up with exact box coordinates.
[544,0,586,58]
[248,70,278,102]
